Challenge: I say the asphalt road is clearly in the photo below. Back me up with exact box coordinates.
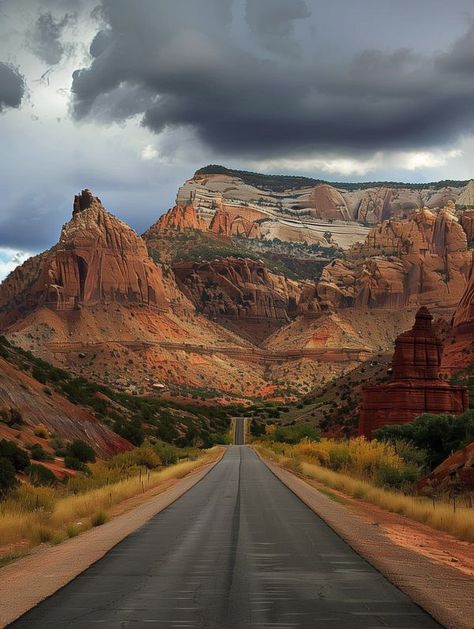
[234,417,245,445]
[11,447,439,629]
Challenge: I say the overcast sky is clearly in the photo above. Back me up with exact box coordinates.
[2,0,474,278]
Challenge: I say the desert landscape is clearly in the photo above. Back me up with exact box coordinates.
[0,1,473,627]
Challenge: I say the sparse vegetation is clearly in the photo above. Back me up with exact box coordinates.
[256,444,474,542]
[0,446,217,555]
[196,165,468,193]
[375,411,474,470]
[259,436,424,489]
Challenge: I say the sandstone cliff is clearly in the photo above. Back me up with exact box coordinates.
[173,257,300,321]
[146,204,208,234]
[313,205,471,312]
[442,260,474,371]
[173,167,470,246]
[0,190,167,325]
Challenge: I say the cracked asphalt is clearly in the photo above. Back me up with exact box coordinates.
[10,445,439,628]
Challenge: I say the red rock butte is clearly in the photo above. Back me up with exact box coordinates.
[359,307,469,438]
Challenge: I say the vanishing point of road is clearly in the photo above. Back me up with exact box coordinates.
[11,423,439,628]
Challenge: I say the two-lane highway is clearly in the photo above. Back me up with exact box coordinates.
[11,447,439,628]
[234,417,245,445]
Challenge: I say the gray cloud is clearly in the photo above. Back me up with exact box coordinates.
[27,11,76,65]
[68,0,474,159]
[245,0,310,56]
[0,62,25,112]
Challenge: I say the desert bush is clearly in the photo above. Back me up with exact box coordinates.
[0,439,29,471]
[153,442,181,465]
[26,464,56,487]
[91,511,109,527]
[64,456,89,472]
[272,424,321,444]
[375,411,474,469]
[208,432,231,446]
[66,440,96,463]
[106,445,161,471]
[266,437,423,488]
[0,458,17,497]
[28,443,53,462]
[33,425,48,438]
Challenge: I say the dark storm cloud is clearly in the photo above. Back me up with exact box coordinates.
[27,11,76,65]
[69,0,474,158]
[437,24,474,75]
[0,62,25,112]
[245,0,310,56]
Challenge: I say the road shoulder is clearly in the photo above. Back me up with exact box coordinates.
[0,454,222,627]
[261,454,474,629]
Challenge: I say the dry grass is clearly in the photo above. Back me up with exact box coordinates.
[0,454,214,552]
[264,436,422,488]
[256,445,474,543]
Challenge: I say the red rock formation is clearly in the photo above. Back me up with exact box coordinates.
[357,187,393,224]
[208,208,263,239]
[173,258,300,322]
[417,442,474,494]
[317,205,471,311]
[310,184,351,221]
[148,204,208,233]
[0,355,132,457]
[442,259,474,371]
[0,190,167,326]
[462,209,474,243]
[359,307,469,438]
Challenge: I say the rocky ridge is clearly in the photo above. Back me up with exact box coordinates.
[0,190,168,327]
[300,204,471,312]
[172,257,303,342]
[0,349,131,458]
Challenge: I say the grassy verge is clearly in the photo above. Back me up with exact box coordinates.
[0,450,218,556]
[255,444,474,543]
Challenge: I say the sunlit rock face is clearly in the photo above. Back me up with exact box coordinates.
[442,260,474,371]
[173,257,301,322]
[359,307,469,438]
[0,190,167,325]
[146,204,209,234]
[314,205,471,311]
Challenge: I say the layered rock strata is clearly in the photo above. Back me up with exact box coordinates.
[359,308,469,438]
[312,205,471,311]
[0,190,167,326]
[173,258,301,322]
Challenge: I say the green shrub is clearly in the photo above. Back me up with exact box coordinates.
[26,464,56,486]
[153,442,180,465]
[67,440,96,463]
[28,443,53,462]
[273,424,321,444]
[91,511,109,527]
[0,457,17,497]
[64,456,89,472]
[373,463,416,489]
[114,418,144,446]
[375,411,474,469]
[0,439,30,471]
[208,432,231,445]
[32,366,48,384]
[107,446,161,471]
